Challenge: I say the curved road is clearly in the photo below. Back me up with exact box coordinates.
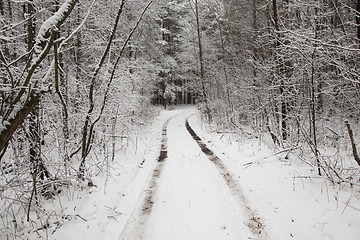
[122,110,260,240]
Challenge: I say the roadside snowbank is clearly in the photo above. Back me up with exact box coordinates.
[31,108,186,240]
[188,113,360,240]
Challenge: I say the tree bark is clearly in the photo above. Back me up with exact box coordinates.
[356,0,360,46]
[27,0,50,182]
[252,0,258,77]
[54,33,70,173]
[272,0,288,141]
[79,0,126,178]
[311,50,321,176]
[311,6,321,176]
[345,120,360,166]
[194,0,210,122]
[0,0,4,15]
[0,94,41,159]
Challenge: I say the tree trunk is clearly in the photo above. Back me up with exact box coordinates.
[79,0,126,179]
[0,0,4,15]
[0,94,41,160]
[217,19,232,120]
[252,0,258,78]
[272,0,287,141]
[194,0,210,122]
[54,33,70,174]
[7,0,12,20]
[79,0,151,178]
[345,120,360,166]
[311,50,321,176]
[52,0,70,173]
[74,7,82,119]
[356,0,360,46]
[27,1,49,181]
[27,1,51,184]
[311,7,321,176]
[26,0,35,67]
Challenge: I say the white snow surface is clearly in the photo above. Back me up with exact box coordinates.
[32,106,359,240]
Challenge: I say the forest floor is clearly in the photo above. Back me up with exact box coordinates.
[33,106,359,240]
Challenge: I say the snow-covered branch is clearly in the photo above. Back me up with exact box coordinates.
[34,0,79,55]
[0,0,80,159]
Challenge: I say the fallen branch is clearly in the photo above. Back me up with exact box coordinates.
[243,146,300,167]
[263,146,300,159]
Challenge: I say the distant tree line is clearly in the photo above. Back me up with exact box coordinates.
[187,0,360,178]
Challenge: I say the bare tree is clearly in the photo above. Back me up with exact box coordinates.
[0,0,79,158]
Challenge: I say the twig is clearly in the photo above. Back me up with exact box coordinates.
[325,126,341,138]
[75,214,87,222]
[341,190,353,214]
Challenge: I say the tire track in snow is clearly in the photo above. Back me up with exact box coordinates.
[185,116,268,239]
[125,114,181,240]
[140,117,170,215]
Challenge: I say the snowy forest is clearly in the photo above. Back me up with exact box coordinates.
[1,0,360,239]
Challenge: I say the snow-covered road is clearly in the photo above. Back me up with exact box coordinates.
[48,107,360,240]
[123,111,257,240]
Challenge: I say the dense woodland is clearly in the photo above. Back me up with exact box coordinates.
[0,0,360,237]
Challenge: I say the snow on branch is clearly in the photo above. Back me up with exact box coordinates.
[0,0,79,159]
[34,0,79,55]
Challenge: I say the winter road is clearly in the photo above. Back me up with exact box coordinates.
[121,110,265,240]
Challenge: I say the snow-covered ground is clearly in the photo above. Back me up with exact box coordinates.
[188,112,360,240]
[29,106,359,240]
[120,108,255,240]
